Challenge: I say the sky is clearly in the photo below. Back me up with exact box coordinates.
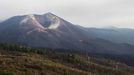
[0,0,134,28]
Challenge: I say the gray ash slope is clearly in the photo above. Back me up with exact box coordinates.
[0,13,134,56]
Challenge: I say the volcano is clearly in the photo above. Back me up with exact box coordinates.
[0,13,134,56]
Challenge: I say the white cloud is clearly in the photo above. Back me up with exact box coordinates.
[0,0,134,28]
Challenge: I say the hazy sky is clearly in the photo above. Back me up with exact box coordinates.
[0,0,134,28]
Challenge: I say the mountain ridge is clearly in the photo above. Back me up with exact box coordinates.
[0,13,134,57]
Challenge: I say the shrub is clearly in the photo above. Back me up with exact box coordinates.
[0,70,14,75]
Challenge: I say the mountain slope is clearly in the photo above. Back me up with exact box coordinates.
[86,28,134,45]
[0,44,134,75]
[0,13,96,51]
[0,13,134,56]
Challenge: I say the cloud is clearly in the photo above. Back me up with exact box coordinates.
[0,0,134,28]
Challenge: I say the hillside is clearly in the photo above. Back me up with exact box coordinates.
[0,44,134,75]
[1,13,134,56]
